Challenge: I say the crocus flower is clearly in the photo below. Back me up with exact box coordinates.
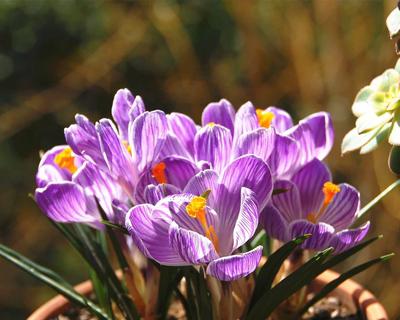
[342,59,400,154]
[35,145,123,228]
[198,99,333,178]
[126,155,273,281]
[260,159,370,253]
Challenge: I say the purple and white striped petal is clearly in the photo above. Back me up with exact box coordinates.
[329,222,370,254]
[233,128,276,162]
[231,188,259,252]
[265,106,293,132]
[206,246,263,281]
[169,221,219,264]
[300,112,334,161]
[233,102,259,148]
[111,89,135,140]
[36,146,72,187]
[320,183,360,231]
[96,119,138,197]
[270,180,303,222]
[65,115,107,168]
[292,159,331,218]
[201,99,235,135]
[35,182,100,226]
[194,124,232,173]
[73,162,124,220]
[158,133,191,160]
[134,156,198,202]
[289,220,335,250]
[155,194,219,237]
[215,155,272,238]
[183,170,218,207]
[260,204,289,242]
[267,134,300,179]
[126,204,187,265]
[143,183,180,205]
[129,110,168,172]
[167,112,197,155]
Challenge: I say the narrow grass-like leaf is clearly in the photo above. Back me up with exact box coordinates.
[75,225,139,320]
[0,244,108,320]
[157,266,183,319]
[100,220,129,235]
[298,253,394,317]
[89,268,114,320]
[250,234,311,309]
[247,235,382,320]
[246,247,334,320]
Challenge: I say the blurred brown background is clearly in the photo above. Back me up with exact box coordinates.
[0,0,399,318]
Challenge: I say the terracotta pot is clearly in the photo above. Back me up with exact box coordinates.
[28,269,388,320]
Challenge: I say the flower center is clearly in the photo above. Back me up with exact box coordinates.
[256,109,275,128]
[54,147,77,174]
[186,196,220,253]
[207,122,216,127]
[306,181,341,224]
[151,162,167,184]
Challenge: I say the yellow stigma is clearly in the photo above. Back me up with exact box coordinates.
[256,109,275,128]
[54,147,77,174]
[322,182,341,205]
[207,122,216,127]
[186,196,220,253]
[151,162,167,184]
[307,181,341,224]
[186,196,207,218]
[122,140,131,154]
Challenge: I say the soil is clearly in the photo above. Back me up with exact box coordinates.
[303,296,361,320]
[52,295,361,320]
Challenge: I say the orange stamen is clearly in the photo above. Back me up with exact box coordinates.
[151,162,167,184]
[54,147,77,174]
[186,196,220,253]
[256,109,275,128]
[322,181,341,205]
[307,181,341,224]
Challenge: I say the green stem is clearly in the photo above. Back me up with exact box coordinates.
[357,179,400,221]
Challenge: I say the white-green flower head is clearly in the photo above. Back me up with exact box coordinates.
[342,59,400,154]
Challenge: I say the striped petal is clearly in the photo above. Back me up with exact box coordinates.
[289,220,335,250]
[206,246,262,281]
[126,204,186,265]
[320,183,360,230]
[35,182,100,226]
[194,124,232,173]
[169,221,219,264]
[167,112,197,155]
[201,99,235,135]
[291,159,331,218]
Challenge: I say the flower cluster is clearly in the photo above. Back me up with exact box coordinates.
[35,88,369,281]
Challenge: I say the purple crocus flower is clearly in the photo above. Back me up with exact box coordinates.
[35,89,199,226]
[35,145,123,228]
[126,155,273,281]
[260,159,370,253]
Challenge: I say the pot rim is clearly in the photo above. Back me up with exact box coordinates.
[28,269,388,320]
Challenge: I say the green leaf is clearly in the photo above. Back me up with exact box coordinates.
[157,266,183,319]
[74,225,139,320]
[298,253,394,317]
[89,268,114,320]
[0,244,108,320]
[247,247,334,320]
[249,234,311,309]
[100,220,129,235]
[389,145,400,175]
